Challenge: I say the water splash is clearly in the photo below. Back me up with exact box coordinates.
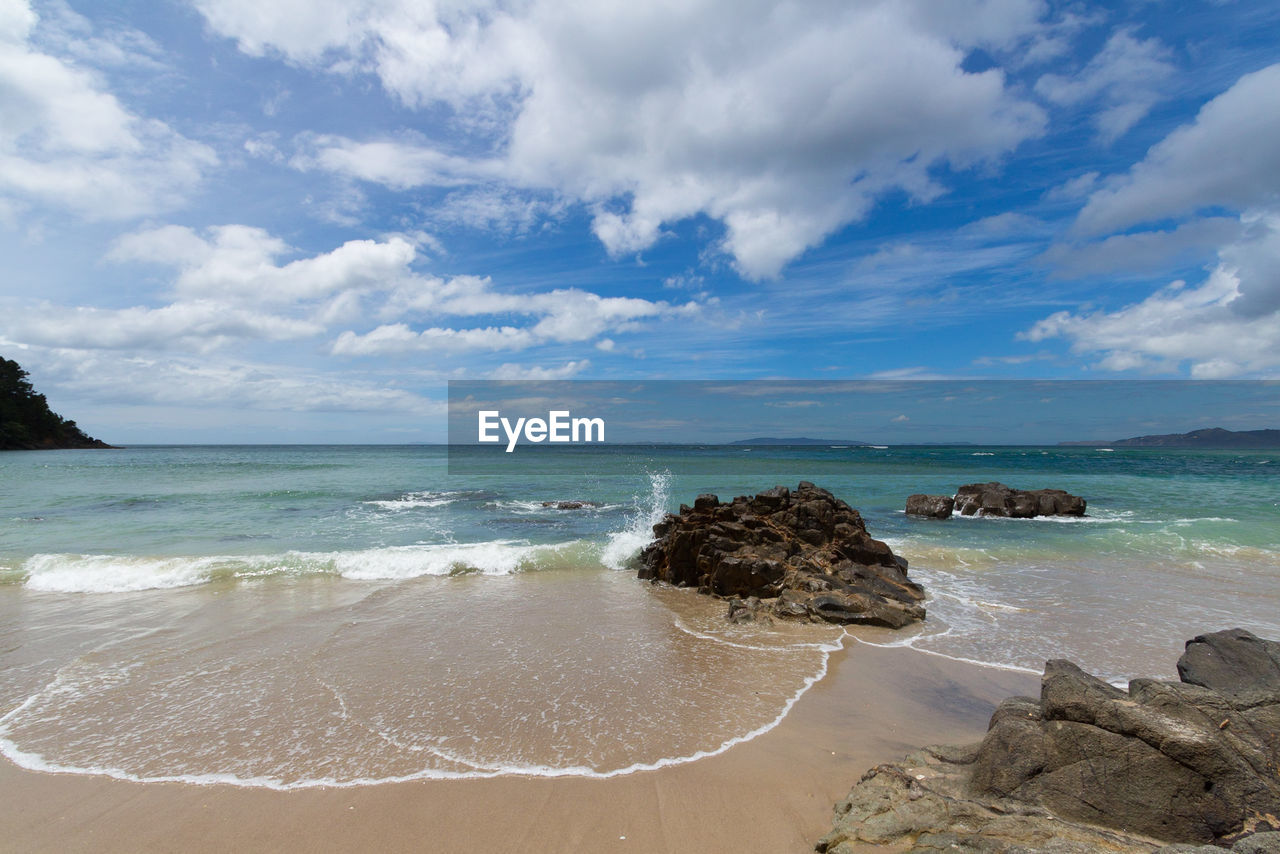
[600,471,671,570]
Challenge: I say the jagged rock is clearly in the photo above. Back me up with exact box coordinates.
[906,494,956,519]
[953,482,1086,518]
[638,482,925,628]
[820,630,1280,852]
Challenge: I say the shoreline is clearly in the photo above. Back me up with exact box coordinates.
[0,641,1036,853]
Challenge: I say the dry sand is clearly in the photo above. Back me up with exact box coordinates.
[0,641,1036,854]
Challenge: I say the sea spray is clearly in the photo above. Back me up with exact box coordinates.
[600,470,671,569]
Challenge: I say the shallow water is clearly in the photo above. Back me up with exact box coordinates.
[1,444,1277,785]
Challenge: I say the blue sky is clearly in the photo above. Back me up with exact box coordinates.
[2,0,1279,442]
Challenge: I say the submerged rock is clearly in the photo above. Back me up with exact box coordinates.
[540,500,600,510]
[638,482,925,628]
[818,629,1280,853]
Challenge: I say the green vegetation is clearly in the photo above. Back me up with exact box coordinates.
[0,357,110,450]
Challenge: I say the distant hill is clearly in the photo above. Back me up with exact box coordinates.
[729,437,870,446]
[1062,427,1280,449]
[0,357,113,450]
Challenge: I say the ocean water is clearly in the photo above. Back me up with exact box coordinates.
[1,444,1278,788]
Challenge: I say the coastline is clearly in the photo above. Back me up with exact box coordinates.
[0,641,1036,853]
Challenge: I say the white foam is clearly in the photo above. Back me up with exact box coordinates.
[363,491,459,510]
[600,471,671,570]
[331,541,566,580]
[22,553,226,593]
[18,541,585,593]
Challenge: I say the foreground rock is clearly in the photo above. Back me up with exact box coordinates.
[638,482,925,628]
[818,629,1280,853]
[906,482,1086,519]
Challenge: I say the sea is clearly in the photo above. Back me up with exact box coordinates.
[1,444,1277,789]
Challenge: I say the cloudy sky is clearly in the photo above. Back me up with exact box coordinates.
[2,0,1278,442]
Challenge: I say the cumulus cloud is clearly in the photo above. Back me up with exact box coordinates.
[193,0,1048,278]
[3,221,698,365]
[1034,28,1175,143]
[334,275,698,355]
[0,0,215,219]
[1025,212,1280,377]
[1075,63,1280,235]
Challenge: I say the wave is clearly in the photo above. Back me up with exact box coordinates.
[12,541,597,593]
[362,491,459,510]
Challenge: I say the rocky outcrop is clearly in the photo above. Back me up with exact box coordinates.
[638,482,925,628]
[906,482,1086,518]
[954,482,1085,517]
[905,494,955,519]
[818,629,1280,853]
[540,500,600,509]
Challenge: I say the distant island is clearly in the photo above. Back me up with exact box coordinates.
[728,437,871,446]
[1061,427,1280,449]
[1,357,113,450]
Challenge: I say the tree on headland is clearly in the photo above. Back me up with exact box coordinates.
[0,357,113,450]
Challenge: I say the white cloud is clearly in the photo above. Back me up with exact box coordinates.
[1076,63,1280,235]
[0,0,215,219]
[5,300,322,352]
[26,347,435,413]
[1025,212,1280,377]
[490,359,590,380]
[1,221,702,360]
[1035,28,1175,143]
[290,133,498,190]
[194,0,1048,278]
[335,275,699,355]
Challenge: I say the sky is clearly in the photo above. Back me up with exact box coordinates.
[2,0,1279,443]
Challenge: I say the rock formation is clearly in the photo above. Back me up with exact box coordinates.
[818,629,1280,853]
[905,482,1085,519]
[905,494,955,519]
[638,482,925,628]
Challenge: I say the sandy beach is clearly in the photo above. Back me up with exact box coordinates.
[0,642,1035,853]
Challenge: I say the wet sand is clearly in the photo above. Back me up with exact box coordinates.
[0,642,1035,853]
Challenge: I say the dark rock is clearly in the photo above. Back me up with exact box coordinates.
[638,483,925,628]
[1178,628,1280,702]
[906,494,956,519]
[952,482,1086,518]
[821,629,1280,852]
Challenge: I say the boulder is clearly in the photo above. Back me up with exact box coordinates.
[906,494,955,519]
[1177,628,1280,702]
[639,482,925,628]
[819,629,1280,852]
[952,482,1086,518]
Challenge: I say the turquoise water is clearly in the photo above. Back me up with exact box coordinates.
[1,444,1278,786]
